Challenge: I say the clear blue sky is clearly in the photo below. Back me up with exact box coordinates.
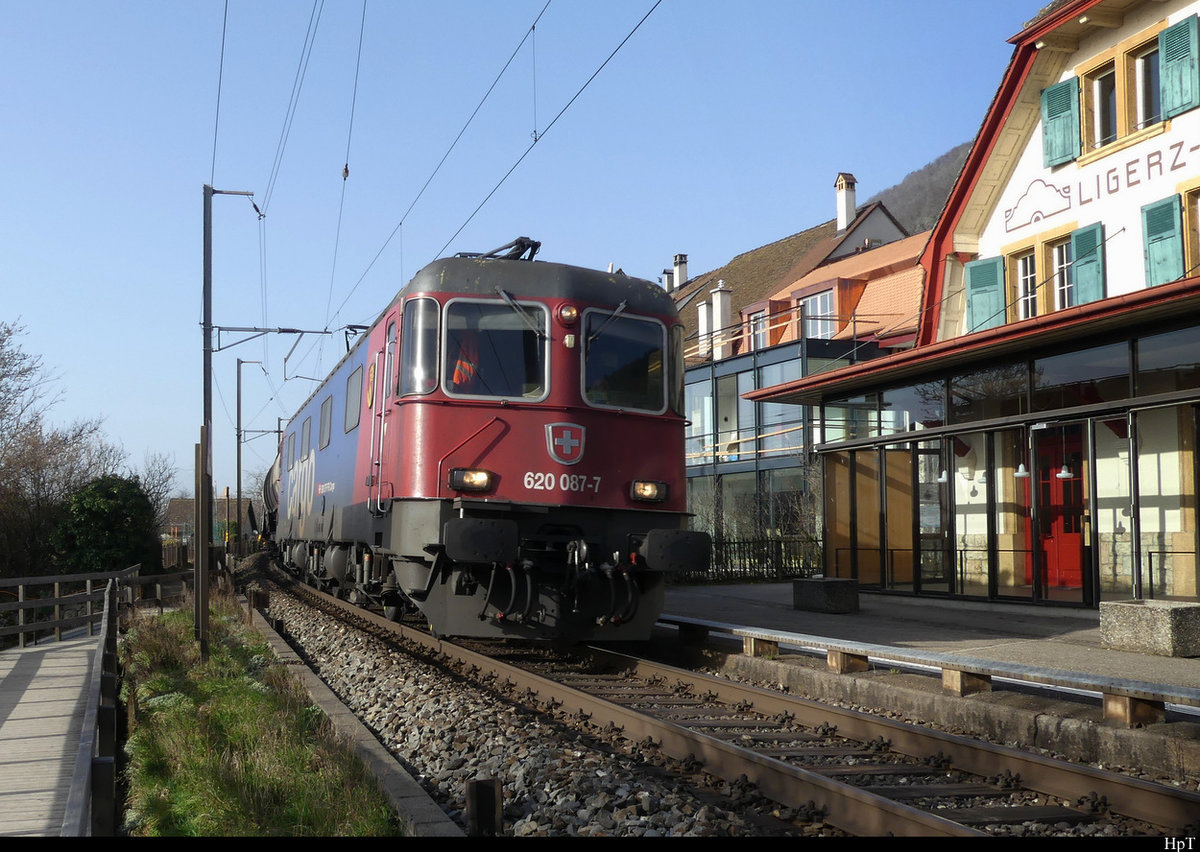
[1,1,1025,498]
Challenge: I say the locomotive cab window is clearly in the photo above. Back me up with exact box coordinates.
[583,310,667,413]
[443,298,548,400]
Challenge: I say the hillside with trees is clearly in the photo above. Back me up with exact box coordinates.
[866,141,972,234]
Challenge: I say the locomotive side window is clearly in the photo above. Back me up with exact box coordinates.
[583,311,667,413]
[318,396,332,450]
[669,325,685,415]
[400,298,439,395]
[443,299,548,400]
[301,417,311,460]
[287,432,295,470]
[345,365,362,432]
[383,321,397,399]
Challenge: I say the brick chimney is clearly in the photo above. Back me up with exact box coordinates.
[710,280,732,360]
[836,172,857,231]
[697,300,711,357]
[673,253,688,290]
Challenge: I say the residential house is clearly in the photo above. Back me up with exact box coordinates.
[676,177,924,545]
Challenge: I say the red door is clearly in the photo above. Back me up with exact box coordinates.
[1035,425,1085,593]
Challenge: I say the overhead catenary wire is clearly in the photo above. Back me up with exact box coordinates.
[437,0,663,258]
[252,2,662,422]
[262,0,325,214]
[961,226,1126,335]
[328,0,554,327]
[318,0,370,377]
[210,0,229,186]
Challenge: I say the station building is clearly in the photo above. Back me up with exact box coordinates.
[750,0,1200,607]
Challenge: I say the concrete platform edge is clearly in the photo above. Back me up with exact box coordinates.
[706,647,1200,783]
[248,606,464,837]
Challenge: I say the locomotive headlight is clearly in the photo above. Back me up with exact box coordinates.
[556,303,579,325]
[631,480,668,502]
[449,468,494,492]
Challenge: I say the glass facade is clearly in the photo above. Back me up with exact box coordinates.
[683,341,858,553]
[816,327,1200,605]
[950,364,1029,423]
[1136,405,1198,599]
[1032,343,1130,411]
[992,428,1033,598]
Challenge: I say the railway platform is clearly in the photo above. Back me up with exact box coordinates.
[658,583,1200,788]
[662,583,1199,691]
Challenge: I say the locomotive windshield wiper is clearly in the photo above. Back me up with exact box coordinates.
[586,300,627,350]
[495,288,546,339]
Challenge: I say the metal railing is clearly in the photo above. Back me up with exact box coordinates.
[60,579,119,836]
[1144,549,1197,599]
[678,536,823,584]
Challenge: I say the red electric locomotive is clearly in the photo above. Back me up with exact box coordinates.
[264,239,710,641]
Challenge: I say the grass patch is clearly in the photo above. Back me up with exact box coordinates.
[119,591,403,836]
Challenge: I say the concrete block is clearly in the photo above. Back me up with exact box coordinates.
[793,577,858,613]
[1102,693,1166,727]
[827,649,869,674]
[743,636,779,657]
[943,668,992,697]
[1100,599,1200,657]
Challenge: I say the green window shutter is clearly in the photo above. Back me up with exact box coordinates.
[1161,15,1200,119]
[1071,223,1106,305]
[1142,196,1184,287]
[1042,78,1080,167]
[965,257,1005,332]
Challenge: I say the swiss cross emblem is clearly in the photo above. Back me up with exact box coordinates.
[546,423,585,465]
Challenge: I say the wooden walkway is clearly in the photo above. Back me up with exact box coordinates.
[0,636,100,836]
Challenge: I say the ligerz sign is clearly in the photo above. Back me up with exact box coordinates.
[1005,136,1198,232]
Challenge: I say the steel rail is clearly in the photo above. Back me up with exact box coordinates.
[274,579,981,836]
[588,647,1200,832]
[260,568,1199,834]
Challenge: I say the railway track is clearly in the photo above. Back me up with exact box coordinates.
[247,559,1200,836]
[487,643,1198,836]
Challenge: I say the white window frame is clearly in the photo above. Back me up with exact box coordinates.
[1016,252,1039,320]
[748,311,767,350]
[1092,63,1118,149]
[1136,44,1162,130]
[802,290,835,340]
[1052,239,1075,311]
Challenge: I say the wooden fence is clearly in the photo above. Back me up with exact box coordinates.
[0,566,191,650]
